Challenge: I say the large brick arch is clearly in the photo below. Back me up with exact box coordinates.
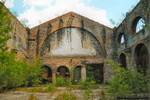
[39,27,106,57]
[30,12,111,58]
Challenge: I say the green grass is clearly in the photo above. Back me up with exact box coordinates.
[55,92,77,100]
[16,84,57,93]
[15,84,103,93]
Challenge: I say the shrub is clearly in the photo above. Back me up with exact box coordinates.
[0,3,42,92]
[0,52,42,92]
[56,76,70,87]
[46,84,56,92]
[107,60,149,97]
[80,79,96,90]
[79,80,96,100]
[26,59,42,86]
[0,52,25,90]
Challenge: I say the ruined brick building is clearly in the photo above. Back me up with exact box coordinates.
[1,0,150,83]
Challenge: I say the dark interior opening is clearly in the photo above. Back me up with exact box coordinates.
[42,65,52,84]
[86,64,104,84]
[135,44,149,75]
[119,53,127,68]
[73,66,81,83]
[57,66,70,78]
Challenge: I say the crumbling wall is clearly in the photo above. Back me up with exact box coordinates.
[0,2,28,59]
[29,12,113,60]
[114,0,150,73]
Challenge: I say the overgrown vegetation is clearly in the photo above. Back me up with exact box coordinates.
[79,79,96,100]
[0,3,42,92]
[55,92,77,100]
[107,60,149,98]
[0,2,11,51]
[16,84,56,93]
[79,79,96,90]
[55,75,98,100]
[0,54,42,92]
[56,76,71,87]
[46,84,56,92]
[0,1,149,100]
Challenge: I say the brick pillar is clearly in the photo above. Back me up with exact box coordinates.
[52,70,56,84]
[70,68,73,81]
[81,65,86,81]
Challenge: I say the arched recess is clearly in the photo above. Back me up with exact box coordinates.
[134,43,149,74]
[42,65,52,83]
[73,66,82,83]
[40,27,105,57]
[119,53,127,68]
[132,16,146,33]
[118,33,126,45]
[87,64,104,84]
[57,66,70,78]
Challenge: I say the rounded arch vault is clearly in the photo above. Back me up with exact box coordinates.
[40,27,104,57]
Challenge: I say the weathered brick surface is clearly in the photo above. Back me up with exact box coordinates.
[1,0,149,83]
[0,2,28,59]
[113,0,150,75]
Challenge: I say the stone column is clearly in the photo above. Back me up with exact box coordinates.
[81,65,86,81]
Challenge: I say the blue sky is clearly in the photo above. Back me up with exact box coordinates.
[4,0,140,28]
[87,0,140,22]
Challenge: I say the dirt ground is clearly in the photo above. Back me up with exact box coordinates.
[0,88,104,100]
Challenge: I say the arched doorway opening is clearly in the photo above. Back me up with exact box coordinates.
[134,44,149,74]
[87,64,104,84]
[57,66,70,78]
[119,53,127,68]
[42,65,52,84]
[73,66,82,83]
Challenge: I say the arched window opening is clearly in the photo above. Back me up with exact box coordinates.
[57,66,70,78]
[119,53,127,68]
[132,17,145,33]
[73,66,82,83]
[134,44,149,75]
[118,33,126,44]
[42,65,52,84]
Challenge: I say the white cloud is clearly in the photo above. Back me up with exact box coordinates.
[0,0,14,8]
[18,0,112,28]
